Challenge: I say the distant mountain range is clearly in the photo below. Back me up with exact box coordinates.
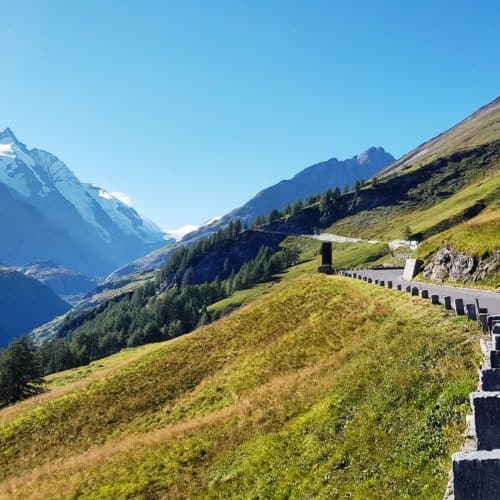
[0,266,70,347]
[107,147,394,280]
[17,260,97,302]
[183,146,395,241]
[0,128,168,276]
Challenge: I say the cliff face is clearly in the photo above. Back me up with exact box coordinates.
[423,247,499,284]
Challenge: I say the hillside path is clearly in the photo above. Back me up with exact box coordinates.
[353,269,500,316]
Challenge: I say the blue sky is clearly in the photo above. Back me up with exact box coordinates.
[2,0,499,228]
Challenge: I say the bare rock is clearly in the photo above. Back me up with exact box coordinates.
[423,247,498,284]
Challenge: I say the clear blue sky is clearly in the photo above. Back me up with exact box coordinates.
[2,0,499,228]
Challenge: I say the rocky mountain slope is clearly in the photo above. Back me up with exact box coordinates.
[17,261,97,302]
[225,146,394,222]
[0,128,167,276]
[0,267,70,347]
[185,146,394,240]
[107,147,394,281]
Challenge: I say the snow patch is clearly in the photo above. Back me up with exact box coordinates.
[110,191,132,206]
[164,216,222,242]
[164,224,200,241]
[0,141,50,197]
[202,216,222,226]
[98,189,114,201]
[0,143,16,159]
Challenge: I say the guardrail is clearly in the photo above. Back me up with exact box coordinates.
[334,269,500,499]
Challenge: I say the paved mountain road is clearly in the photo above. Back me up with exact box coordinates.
[258,229,499,315]
[309,233,379,244]
[351,269,500,316]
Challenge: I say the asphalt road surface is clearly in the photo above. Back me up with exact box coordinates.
[350,269,500,316]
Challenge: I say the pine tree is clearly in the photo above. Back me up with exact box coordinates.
[182,268,195,287]
[223,258,231,276]
[268,209,282,222]
[292,200,303,214]
[198,306,210,327]
[0,338,44,407]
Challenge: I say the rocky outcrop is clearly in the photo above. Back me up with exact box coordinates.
[423,247,499,283]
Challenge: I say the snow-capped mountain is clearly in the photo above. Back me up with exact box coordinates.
[107,148,395,280]
[164,216,222,242]
[0,128,166,276]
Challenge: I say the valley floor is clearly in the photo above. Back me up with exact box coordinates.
[0,271,481,499]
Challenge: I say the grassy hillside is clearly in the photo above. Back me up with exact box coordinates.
[328,147,499,242]
[0,272,480,499]
[378,97,500,176]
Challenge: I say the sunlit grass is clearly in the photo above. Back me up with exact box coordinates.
[328,168,499,243]
[416,208,500,259]
[0,274,481,499]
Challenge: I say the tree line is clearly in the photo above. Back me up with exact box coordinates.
[0,236,299,407]
[38,243,298,375]
[1,174,371,408]
[251,178,368,228]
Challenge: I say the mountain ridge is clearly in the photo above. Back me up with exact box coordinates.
[377,96,500,177]
[0,266,70,347]
[184,145,394,240]
[0,128,168,276]
[17,261,97,302]
[106,146,394,281]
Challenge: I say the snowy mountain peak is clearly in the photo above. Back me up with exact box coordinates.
[0,128,165,274]
[30,148,79,183]
[164,216,222,242]
[0,127,18,143]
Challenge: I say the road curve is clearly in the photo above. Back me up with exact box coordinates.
[350,269,500,316]
[258,229,499,314]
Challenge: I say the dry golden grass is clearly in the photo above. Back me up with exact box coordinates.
[0,274,481,498]
[0,361,335,499]
[0,342,168,425]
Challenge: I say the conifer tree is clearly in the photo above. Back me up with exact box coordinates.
[0,338,44,407]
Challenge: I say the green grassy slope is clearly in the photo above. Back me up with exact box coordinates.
[378,97,500,175]
[325,148,500,286]
[0,272,480,499]
[328,153,500,243]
